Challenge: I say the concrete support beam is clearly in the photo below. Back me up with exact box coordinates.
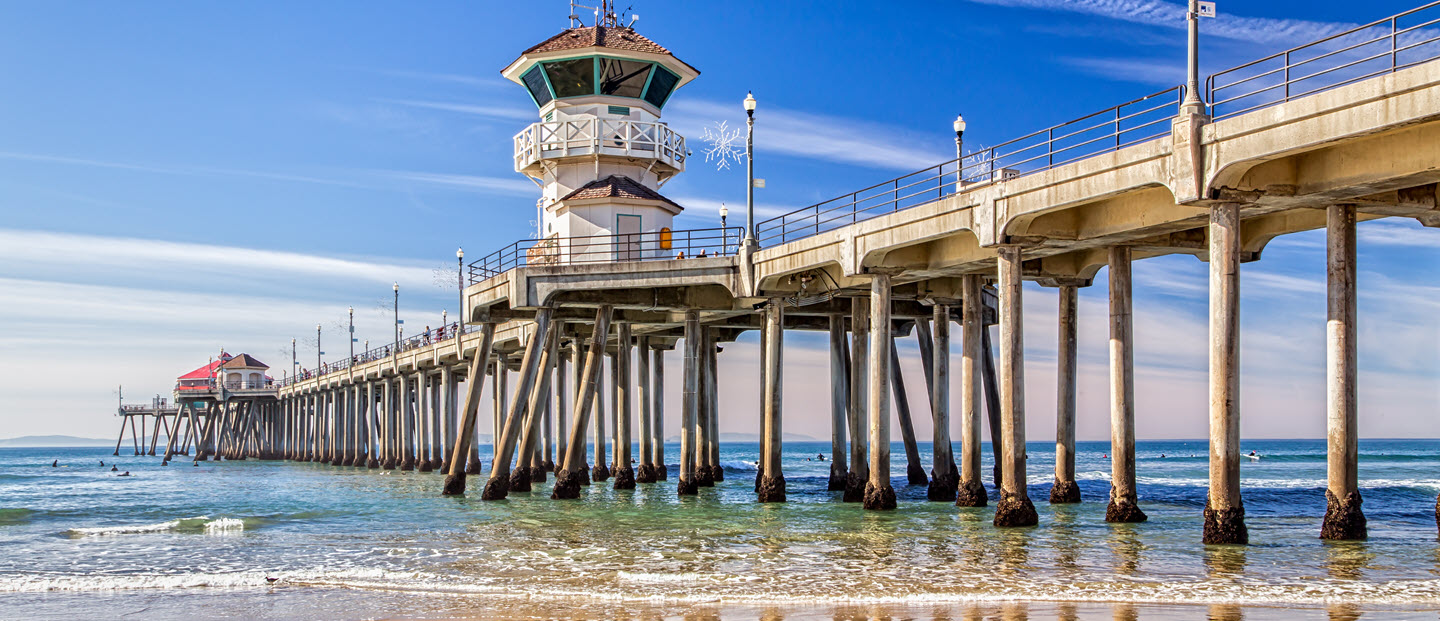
[1051,285,1082,504]
[1107,247,1146,522]
[481,308,553,501]
[613,322,636,489]
[679,310,701,496]
[1323,204,1366,541]
[555,344,569,475]
[844,296,870,503]
[957,275,987,507]
[1205,202,1248,545]
[636,336,656,483]
[554,306,612,499]
[864,274,897,510]
[995,246,1038,527]
[652,341,667,481]
[890,340,928,486]
[441,332,501,492]
[593,351,610,483]
[706,329,723,483]
[828,314,850,492]
[696,328,715,488]
[758,299,786,502]
[512,322,560,493]
[926,307,958,502]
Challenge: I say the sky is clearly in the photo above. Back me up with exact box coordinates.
[0,1,1436,443]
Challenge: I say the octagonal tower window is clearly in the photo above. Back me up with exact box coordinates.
[598,58,652,98]
[643,66,679,108]
[545,58,595,98]
[521,66,553,107]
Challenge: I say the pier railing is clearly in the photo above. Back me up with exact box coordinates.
[1208,2,1440,119]
[754,87,1183,246]
[281,322,485,388]
[467,227,745,282]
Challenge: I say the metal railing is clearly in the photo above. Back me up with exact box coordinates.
[755,86,1184,246]
[281,322,486,388]
[467,227,745,282]
[514,118,687,171]
[1208,2,1440,119]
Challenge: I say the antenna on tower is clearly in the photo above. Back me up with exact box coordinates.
[569,1,597,28]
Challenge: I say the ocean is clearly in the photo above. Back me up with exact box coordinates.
[2,439,1438,619]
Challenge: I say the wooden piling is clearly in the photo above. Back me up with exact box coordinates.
[994,246,1037,527]
[1322,203,1366,540]
[1205,202,1247,544]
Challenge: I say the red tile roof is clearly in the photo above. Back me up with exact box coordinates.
[220,353,269,369]
[177,355,228,380]
[559,175,682,211]
[524,26,673,57]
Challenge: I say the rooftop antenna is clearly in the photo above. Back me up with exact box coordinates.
[569,1,598,28]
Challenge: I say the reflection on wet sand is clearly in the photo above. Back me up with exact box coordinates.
[1207,603,1243,621]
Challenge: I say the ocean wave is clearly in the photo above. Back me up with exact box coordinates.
[0,507,36,525]
[719,460,757,472]
[64,516,249,537]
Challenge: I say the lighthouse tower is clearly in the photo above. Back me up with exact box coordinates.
[502,5,699,262]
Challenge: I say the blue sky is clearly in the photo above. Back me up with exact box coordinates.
[1,1,1436,441]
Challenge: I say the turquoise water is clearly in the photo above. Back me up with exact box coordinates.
[2,440,1439,619]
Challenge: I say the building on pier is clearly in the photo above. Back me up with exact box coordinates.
[502,17,701,264]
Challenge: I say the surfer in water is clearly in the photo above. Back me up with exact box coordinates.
[110,465,118,472]
[51,460,57,467]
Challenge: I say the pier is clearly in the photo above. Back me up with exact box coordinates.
[145,3,1439,545]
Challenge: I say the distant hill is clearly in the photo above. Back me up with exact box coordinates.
[0,435,114,448]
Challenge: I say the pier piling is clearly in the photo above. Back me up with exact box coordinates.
[1052,285,1082,504]
[441,323,495,495]
[828,314,850,491]
[636,336,656,483]
[678,310,701,496]
[758,299,787,502]
[994,247,1037,527]
[613,323,636,490]
[924,308,958,501]
[890,340,928,486]
[1205,202,1247,545]
[845,296,870,503]
[1107,247,1146,523]
[864,274,897,510]
[1323,204,1366,541]
[957,275,988,507]
[553,307,612,499]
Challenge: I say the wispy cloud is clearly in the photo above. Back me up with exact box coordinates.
[1359,220,1440,247]
[1063,56,1185,87]
[0,228,438,288]
[379,98,535,121]
[666,98,952,173]
[379,170,537,195]
[369,69,505,90]
[670,195,801,224]
[0,150,371,189]
[965,0,1355,45]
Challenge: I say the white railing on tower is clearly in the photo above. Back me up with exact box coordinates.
[514,119,687,172]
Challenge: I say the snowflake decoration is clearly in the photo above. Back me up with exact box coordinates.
[700,120,746,171]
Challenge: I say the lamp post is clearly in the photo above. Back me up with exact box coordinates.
[1183,0,1204,112]
[316,323,322,376]
[393,283,400,355]
[743,91,757,250]
[456,248,465,341]
[291,338,297,382]
[348,306,355,365]
[953,114,966,189]
[720,203,728,228]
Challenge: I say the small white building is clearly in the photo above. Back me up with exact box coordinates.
[501,17,700,263]
[220,354,270,389]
